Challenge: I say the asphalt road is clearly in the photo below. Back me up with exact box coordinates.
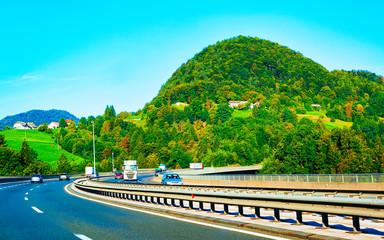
[0,178,278,240]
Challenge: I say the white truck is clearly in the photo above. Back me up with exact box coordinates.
[190,162,204,170]
[123,160,138,181]
[159,163,166,172]
[85,166,94,177]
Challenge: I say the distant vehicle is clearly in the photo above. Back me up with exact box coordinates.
[190,163,204,170]
[154,168,161,176]
[159,163,166,172]
[85,166,94,177]
[114,172,123,179]
[123,160,138,181]
[59,173,70,181]
[161,173,183,185]
[31,174,43,183]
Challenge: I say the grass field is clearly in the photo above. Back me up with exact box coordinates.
[297,111,352,129]
[233,109,253,118]
[1,129,85,167]
[232,109,352,129]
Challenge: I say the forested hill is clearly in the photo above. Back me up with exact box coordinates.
[147,36,384,118]
[0,109,79,128]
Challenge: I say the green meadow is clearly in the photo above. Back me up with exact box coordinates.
[1,129,85,167]
[232,109,352,129]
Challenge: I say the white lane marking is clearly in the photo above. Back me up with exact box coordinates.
[31,206,43,213]
[30,189,33,191]
[74,234,93,240]
[25,192,29,195]
[65,185,288,240]
[25,197,28,201]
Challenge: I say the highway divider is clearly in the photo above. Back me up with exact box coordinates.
[74,178,384,233]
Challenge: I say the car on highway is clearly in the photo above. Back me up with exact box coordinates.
[114,172,123,179]
[31,174,43,183]
[161,173,183,185]
[59,173,70,181]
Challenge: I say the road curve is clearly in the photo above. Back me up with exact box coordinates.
[0,179,281,240]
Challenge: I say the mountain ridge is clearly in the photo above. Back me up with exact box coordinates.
[0,109,79,129]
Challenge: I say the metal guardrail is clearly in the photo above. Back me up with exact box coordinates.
[178,173,384,183]
[73,179,384,233]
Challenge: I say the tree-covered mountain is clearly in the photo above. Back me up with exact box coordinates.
[146,36,384,120]
[0,109,79,129]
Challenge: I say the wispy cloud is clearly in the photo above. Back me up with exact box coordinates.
[0,72,43,87]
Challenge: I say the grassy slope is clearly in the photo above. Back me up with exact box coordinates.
[2,129,85,167]
[297,111,352,129]
[232,109,352,129]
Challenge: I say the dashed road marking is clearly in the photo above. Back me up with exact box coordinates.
[31,206,43,213]
[25,192,29,195]
[25,197,28,200]
[74,234,93,240]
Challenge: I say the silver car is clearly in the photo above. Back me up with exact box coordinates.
[31,174,43,183]
[161,173,183,185]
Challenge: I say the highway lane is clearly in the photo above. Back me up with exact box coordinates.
[0,179,283,240]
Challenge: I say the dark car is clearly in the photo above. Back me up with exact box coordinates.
[59,173,70,181]
[114,172,123,179]
[161,173,183,185]
[31,174,43,183]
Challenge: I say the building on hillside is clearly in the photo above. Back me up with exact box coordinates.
[228,101,259,109]
[228,101,247,108]
[48,122,59,129]
[13,121,28,129]
[311,104,322,109]
[65,119,74,124]
[173,102,189,107]
[26,122,37,129]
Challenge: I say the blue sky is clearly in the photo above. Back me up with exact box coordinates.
[1,1,383,120]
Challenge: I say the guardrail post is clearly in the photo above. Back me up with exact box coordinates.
[171,198,176,207]
[321,213,329,228]
[238,206,244,216]
[296,211,303,224]
[353,216,360,232]
[255,207,261,219]
[180,200,186,208]
[210,202,215,212]
[224,204,229,214]
[199,202,204,211]
[189,200,194,209]
[151,196,155,204]
[273,209,280,221]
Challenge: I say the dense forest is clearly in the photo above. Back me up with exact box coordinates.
[1,36,384,175]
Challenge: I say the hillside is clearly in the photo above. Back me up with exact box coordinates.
[146,36,384,121]
[0,109,79,129]
[1,129,85,167]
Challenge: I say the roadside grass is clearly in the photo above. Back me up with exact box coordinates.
[1,129,85,167]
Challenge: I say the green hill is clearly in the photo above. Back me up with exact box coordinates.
[2,129,85,167]
[146,36,384,121]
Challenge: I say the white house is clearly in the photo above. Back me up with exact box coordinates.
[13,121,28,129]
[311,104,322,108]
[228,101,248,108]
[48,122,59,129]
[27,122,37,129]
[173,102,189,107]
[229,101,259,109]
